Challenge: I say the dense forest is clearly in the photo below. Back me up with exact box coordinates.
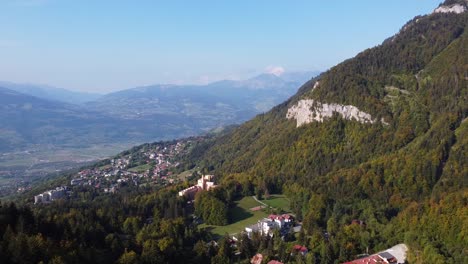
[184,2,468,263]
[1,1,467,263]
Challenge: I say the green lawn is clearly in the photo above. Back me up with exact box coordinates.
[260,194,291,212]
[98,164,112,170]
[200,196,268,238]
[128,164,151,173]
[174,169,195,181]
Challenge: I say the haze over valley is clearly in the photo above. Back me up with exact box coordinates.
[0,71,318,192]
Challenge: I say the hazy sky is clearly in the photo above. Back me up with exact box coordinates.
[0,0,442,93]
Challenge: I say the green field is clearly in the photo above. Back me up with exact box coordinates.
[200,196,268,238]
[260,194,290,212]
[0,143,134,168]
[128,164,151,173]
[174,169,195,181]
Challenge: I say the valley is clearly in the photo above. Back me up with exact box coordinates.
[0,143,136,197]
[0,73,316,193]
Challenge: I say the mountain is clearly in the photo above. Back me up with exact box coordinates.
[87,72,315,128]
[0,87,121,151]
[0,81,102,104]
[0,86,211,152]
[183,2,467,262]
[0,72,316,185]
[0,72,318,152]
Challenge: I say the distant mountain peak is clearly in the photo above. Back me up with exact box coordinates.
[248,73,284,82]
[264,65,285,76]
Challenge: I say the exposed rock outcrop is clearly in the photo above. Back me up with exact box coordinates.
[286,99,377,127]
[433,3,467,14]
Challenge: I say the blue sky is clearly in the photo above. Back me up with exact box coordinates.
[0,0,442,92]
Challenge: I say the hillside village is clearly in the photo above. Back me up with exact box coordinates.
[34,137,204,204]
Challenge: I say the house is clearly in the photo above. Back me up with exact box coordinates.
[245,213,295,238]
[251,253,263,264]
[378,252,397,264]
[245,222,262,237]
[291,245,308,256]
[342,255,382,264]
[245,218,280,238]
[71,178,85,186]
[282,214,294,223]
[268,214,294,229]
[343,244,408,264]
[269,214,285,228]
[351,219,366,226]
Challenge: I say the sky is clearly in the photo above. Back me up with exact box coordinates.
[0,0,442,93]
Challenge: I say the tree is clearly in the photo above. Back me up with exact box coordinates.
[49,256,66,264]
[193,240,208,263]
[255,187,263,200]
[238,233,254,259]
[122,217,141,235]
[141,240,163,264]
[195,192,228,225]
[117,250,138,264]
[217,234,233,260]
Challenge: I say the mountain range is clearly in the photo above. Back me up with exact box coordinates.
[0,72,318,153]
[0,81,102,104]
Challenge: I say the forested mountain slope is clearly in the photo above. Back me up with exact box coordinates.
[185,2,467,262]
[0,1,466,264]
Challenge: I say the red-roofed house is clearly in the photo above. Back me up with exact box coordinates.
[251,253,263,264]
[268,260,284,264]
[292,245,308,256]
[343,252,398,264]
[343,255,383,264]
[268,214,294,228]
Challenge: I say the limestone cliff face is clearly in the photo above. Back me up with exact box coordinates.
[433,1,467,14]
[286,99,376,127]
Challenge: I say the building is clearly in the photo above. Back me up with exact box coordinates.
[245,218,278,237]
[197,174,217,190]
[343,255,382,264]
[267,261,284,264]
[268,214,294,229]
[251,253,263,264]
[71,178,86,186]
[48,186,66,200]
[245,214,294,238]
[178,175,217,199]
[343,244,407,264]
[34,186,67,204]
[377,252,397,263]
[178,185,201,199]
[34,193,48,204]
[291,245,308,256]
